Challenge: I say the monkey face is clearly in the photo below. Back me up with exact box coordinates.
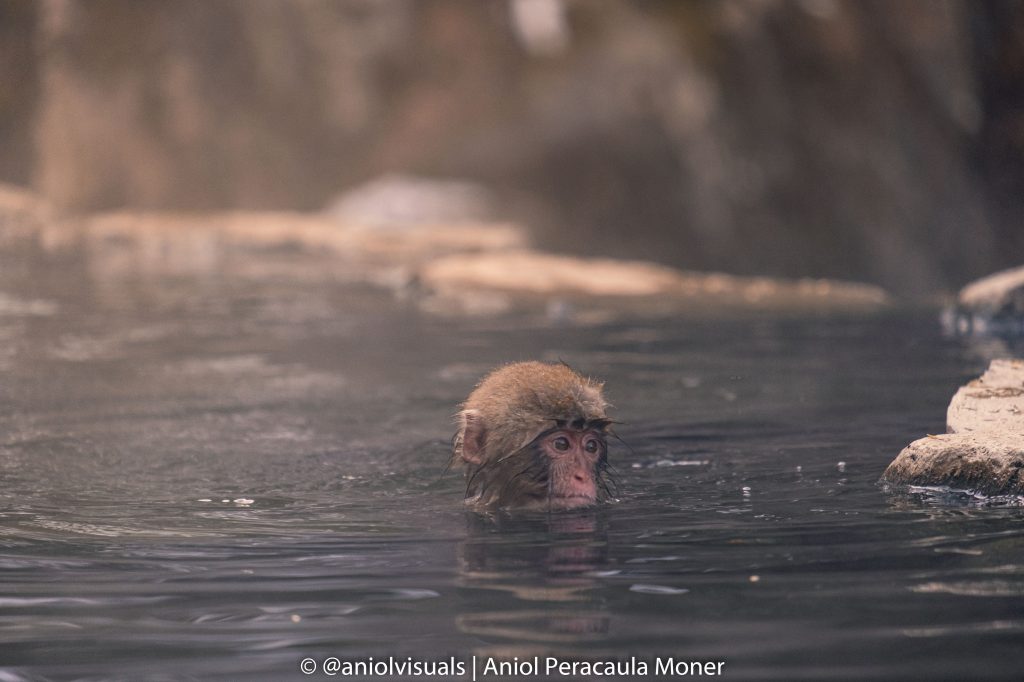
[460,424,612,512]
[538,427,607,509]
[454,362,614,512]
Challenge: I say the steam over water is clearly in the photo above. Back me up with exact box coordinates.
[1,251,1022,681]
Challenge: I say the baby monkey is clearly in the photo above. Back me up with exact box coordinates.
[452,361,613,511]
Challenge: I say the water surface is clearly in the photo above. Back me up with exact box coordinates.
[1,249,1022,681]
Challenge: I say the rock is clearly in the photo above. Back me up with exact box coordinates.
[882,359,1024,496]
[947,359,1024,435]
[417,249,890,316]
[77,210,526,282]
[943,265,1024,336]
[882,434,1024,496]
[420,251,685,298]
[325,174,497,228]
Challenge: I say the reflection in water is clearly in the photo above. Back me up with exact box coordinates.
[456,511,611,651]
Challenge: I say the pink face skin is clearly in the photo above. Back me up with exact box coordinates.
[540,428,607,509]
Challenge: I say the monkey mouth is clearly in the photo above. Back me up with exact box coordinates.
[547,494,597,510]
[485,492,598,512]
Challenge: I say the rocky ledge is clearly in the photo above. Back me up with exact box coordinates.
[0,182,890,320]
[881,359,1024,496]
[416,250,889,317]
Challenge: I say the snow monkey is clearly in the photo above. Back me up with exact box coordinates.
[452,361,614,511]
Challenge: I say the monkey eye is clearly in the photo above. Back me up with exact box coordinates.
[584,438,601,454]
[552,436,571,452]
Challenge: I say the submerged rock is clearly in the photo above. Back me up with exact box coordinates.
[944,265,1024,336]
[882,359,1024,496]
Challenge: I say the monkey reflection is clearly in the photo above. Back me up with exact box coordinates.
[451,362,614,511]
[455,510,612,645]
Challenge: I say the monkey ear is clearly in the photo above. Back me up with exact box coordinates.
[459,409,487,465]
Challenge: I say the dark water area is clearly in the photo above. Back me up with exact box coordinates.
[1,249,1022,682]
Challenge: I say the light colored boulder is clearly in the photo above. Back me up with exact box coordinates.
[947,359,1024,435]
[882,433,1023,496]
[882,359,1024,496]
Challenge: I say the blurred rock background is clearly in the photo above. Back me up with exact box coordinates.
[1,0,1022,297]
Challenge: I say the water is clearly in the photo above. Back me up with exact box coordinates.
[1,247,1023,681]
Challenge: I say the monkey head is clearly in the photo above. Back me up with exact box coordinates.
[452,361,613,511]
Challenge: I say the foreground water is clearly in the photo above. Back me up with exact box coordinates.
[1,251,1022,681]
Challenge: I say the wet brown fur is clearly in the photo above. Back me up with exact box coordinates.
[452,361,611,510]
